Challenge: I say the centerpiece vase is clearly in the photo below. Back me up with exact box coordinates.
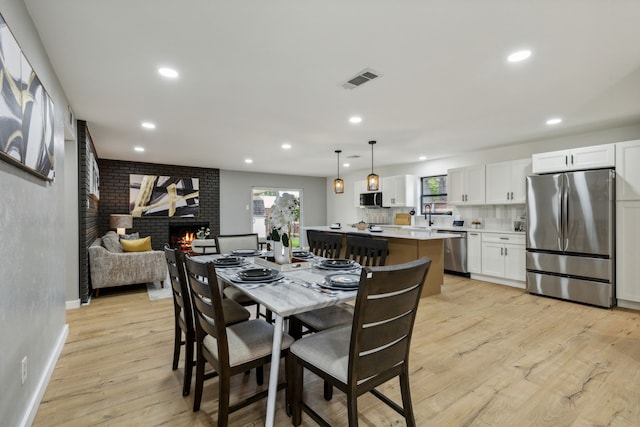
[273,240,289,265]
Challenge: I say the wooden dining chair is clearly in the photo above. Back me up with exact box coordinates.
[306,229,343,259]
[344,234,388,267]
[289,234,390,399]
[214,233,264,318]
[289,258,431,427]
[183,255,295,426]
[290,235,389,339]
[163,246,251,396]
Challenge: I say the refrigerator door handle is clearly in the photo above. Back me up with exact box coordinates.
[557,186,564,250]
[562,177,569,251]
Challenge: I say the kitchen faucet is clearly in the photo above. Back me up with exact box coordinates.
[424,204,434,226]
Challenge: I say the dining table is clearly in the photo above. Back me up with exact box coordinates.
[196,252,360,427]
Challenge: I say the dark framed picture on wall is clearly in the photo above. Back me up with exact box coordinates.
[0,13,55,181]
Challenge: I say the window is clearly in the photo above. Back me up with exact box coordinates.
[420,175,452,216]
[251,188,302,247]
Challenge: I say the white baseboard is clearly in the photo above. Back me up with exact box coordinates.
[65,299,81,310]
[19,324,68,427]
[617,299,640,311]
[470,273,526,289]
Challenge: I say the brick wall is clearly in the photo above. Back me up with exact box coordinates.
[78,121,98,303]
[96,159,220,250]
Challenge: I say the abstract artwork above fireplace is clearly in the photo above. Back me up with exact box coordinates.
[129,174,199,217]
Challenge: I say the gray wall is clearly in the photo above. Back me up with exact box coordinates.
[0,1,73,425]
[220,170,327,234]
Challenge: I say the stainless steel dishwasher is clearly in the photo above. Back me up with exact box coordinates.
[436,229,469,276]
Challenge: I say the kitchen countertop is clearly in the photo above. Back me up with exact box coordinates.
[375,224,525,235]
[305,225,462,240]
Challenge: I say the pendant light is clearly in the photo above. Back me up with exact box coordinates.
[366,140,379,191]
[333,150,344,194]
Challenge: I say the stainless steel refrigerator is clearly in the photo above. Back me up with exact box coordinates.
[526,168,615,307]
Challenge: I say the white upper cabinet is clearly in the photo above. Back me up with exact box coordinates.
[616,139,640,201]
[382,175,416,207]
[449,165,485,204]
[532,143,615,174]
[485,159,532,204]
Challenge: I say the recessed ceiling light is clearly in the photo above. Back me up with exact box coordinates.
[158,67,179,78]
[349,116,362,124]
[281,143,291,149]
[134,146,145,152]
[343,163,350,168]
[507,50,532,62]
[419,156,427,161]
[141,122,156,129]
[546,118,563,125]
[245,158,253,164]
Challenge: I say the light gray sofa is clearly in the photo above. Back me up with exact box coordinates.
[88,232,167,295]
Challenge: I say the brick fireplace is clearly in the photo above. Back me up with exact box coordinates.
[169,222,209,252]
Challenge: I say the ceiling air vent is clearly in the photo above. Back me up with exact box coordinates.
[341,68,380,89]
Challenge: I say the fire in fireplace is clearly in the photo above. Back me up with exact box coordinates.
[169,222,210,252]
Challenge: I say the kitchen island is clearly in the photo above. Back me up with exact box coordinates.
[304,226,461,296]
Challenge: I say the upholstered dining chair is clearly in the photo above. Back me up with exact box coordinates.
[289,258,431,427]
[214,233,264,318]
[163,245,251,397]
[289,234,390,399]
[183,254,295,426]
[306,229,343,259]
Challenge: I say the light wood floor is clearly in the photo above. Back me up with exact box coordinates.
[34,276,640,426]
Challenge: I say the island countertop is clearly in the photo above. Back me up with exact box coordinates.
[304,225,461,240]
[303,226,458,297]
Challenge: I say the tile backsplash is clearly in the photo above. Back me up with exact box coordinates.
[413,204,526,230]
[360,204,526,231]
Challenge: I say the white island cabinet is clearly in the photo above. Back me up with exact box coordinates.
[485,159,531,204]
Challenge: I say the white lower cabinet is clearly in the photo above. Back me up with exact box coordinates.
[616,201,640,305]
[480,233,526,282]
[467,231,482,274]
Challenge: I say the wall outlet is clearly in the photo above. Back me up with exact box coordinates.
[21,356,27,385]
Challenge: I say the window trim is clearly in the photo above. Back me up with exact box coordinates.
[420,174,453,216]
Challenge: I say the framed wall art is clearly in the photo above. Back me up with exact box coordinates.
[0,13,55,181]
[88,151,99,199]
[129,174,199,217]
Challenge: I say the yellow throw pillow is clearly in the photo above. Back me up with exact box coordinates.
[120,236,152,252]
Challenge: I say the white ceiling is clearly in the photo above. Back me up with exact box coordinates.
[24,0,640,177]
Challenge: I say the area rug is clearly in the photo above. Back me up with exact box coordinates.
[146,278,172,301]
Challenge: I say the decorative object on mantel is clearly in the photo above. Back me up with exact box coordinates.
[129,174,199,218]
[266,193,300,264]
[110,214,133,235]
[333,149,344,194]
[195,226,210,239]
[0,13,55,181]
[366,140,379,191]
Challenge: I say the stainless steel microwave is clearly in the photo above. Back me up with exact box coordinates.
[359,192,383,207]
